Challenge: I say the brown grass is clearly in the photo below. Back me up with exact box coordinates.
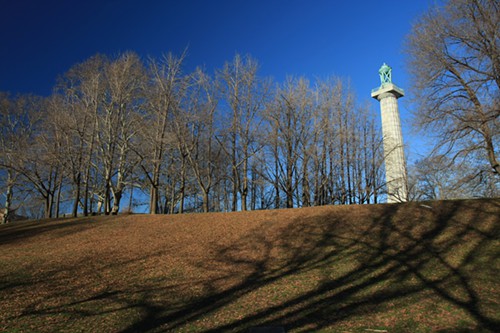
[0,199,499,332]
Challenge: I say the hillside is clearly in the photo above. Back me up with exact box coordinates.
[1,199,499,332]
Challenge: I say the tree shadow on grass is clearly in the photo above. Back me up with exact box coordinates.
[0,216,115,245]
[5,199,499,332]
[115,199,499,332]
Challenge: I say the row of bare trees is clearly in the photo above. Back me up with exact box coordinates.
[1,0,498,221]
[0,53,386,219]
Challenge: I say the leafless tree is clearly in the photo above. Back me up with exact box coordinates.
[0,94,38,222]
[174,69,220,213]
[409,154,499,200]
[12,97,62,218]
[56,55,107,216]
[139,52,187,214]
[407,0,500,178]
[264,78,314,208]
[97,52,145,214]
[1,50,392,218]
[217,54,271,211]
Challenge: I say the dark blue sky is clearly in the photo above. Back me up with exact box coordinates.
[0,0,434,157]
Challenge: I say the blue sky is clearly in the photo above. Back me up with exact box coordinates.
[0,0,434,159]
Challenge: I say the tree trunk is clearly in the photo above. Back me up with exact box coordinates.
[169,179,176,214]
[45,193,53,219]
[96,198,103,214]
[340,138,347,204]
[286,146,294,209]
[250,164,257,210]
[232,168,238,211]
[104,181,111,215]
[231,134,238,211]
[149,184,159,214]
[149,162,161,214]
[72,173,81,217]
[163,196,169,214]
[83,181,89,216]
[55,172,64,218]
[2,170,14,224]
[485,133,500,175]
[302,152,310,207]
[241,157,248,211]
[274,141,280,209]
[84,118,97,217]
[202,189,210,213]
[179,156,186,214]
[111,189,122,215]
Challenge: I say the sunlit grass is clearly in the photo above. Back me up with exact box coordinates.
[0,198,498,332]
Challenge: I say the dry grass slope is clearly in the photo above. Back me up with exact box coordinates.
[0,199,499,332]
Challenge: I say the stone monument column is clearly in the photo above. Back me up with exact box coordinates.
[371,63,408,203]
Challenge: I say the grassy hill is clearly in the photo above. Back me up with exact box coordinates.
[1,199,499,332]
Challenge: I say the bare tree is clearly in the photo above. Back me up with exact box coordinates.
[1,94,79,219]
[0,93,17,224]
[217,54,270,211]
[55,55,107,216]
[139,52,187,214]
[97,52,145,214]
[408,155,499,200]
[264,78,314,208]
[407,0,500,177]
[174,69,220,213]
[0,94,37,222]
[13,97,62,219]
[2,50,394,219]
[44,94,86,217]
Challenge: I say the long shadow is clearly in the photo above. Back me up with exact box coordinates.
[5,199,499,332]
[115,199,499,332]
[0,216,108,245]
[274,199,499,332]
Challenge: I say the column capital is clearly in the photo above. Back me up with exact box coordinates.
[371,83,405,100]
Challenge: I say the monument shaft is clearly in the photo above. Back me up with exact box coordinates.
[372,64,408,203]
